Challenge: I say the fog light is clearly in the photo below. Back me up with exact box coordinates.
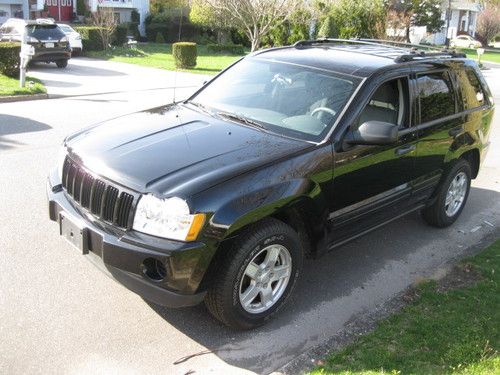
[142,258,167,281]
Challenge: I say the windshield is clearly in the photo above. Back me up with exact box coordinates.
[190,58,360,142]
[26,24,65,40]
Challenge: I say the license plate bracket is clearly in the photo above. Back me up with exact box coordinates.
[59,213,89,255]
[45,42,54,48]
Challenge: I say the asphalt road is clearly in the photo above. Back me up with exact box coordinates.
[1,59,499,375]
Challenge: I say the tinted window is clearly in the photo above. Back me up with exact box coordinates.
[357,78,408,129]
[417,72,456,123]
[26,24,65,40]
[457,67,485,109]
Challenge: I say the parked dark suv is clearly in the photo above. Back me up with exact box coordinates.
[47,39,494,329]
[0,19,71,68]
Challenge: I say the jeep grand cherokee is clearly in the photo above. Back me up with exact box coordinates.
[47,39,494,329]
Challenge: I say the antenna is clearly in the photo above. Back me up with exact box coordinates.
[173,67,177,104]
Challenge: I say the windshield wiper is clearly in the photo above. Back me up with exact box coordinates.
[216,111,267,130]
[185,101,215,117]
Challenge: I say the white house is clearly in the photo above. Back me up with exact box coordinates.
[87,0,149,35]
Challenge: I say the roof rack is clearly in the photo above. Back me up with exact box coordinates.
[293,38,466,62]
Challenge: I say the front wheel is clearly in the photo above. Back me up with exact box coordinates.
[205,218,303,329]
[56,59,68,68]
[422,159,471,227]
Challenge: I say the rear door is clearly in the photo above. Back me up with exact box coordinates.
[412,66,462,204]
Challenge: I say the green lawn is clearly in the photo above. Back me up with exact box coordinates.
[0,74,46,96]
[310,239,500,375]
[85,43,246,75]
[460,48,500,64]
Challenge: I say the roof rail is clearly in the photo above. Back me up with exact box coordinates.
[293,38,388,48]
[293,37,466,62]
[394,50,467,62]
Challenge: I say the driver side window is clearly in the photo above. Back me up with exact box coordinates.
[357,78,409,129]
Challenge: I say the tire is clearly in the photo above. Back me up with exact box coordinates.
[205,218,303,330]
[422,159,471,228]
[56,59,68,68]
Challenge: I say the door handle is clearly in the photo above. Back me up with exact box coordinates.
[395,144,416,156]
[449,126,464,137]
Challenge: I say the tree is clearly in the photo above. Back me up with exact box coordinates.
[317,16,335,38]
[477,5,500,43]
[329,0,386,39]
[200,0,301,51]
[190,0,231,44]
[91,8,117,50]
[387,0,444,42]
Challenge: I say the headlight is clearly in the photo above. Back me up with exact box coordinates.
[60,36,68,43]
[132,195,205,241]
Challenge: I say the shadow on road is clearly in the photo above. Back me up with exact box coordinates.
[0,114,52,150]
[146,186,499,374]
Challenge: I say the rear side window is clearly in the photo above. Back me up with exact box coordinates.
[416,72,456,123]
[456,67,485,109]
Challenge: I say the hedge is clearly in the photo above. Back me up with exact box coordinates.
[172,42,197,68]
[206,44,245,55]
[0,42,21,77]
[74,26,106,51]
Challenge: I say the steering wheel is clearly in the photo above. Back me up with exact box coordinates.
[311,107,337,118]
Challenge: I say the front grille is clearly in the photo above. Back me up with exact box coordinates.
[61,156,135,229]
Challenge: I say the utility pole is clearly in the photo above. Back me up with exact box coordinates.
[445,0,452,47]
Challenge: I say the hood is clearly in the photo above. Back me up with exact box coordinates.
[66,104,311,197]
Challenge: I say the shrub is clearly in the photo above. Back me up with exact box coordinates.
[113,23,128,46]
[0,42,21,77]
[74,26,107,51]
[172,42,197,68]
[131,9,140,24]
[76,0,85,16]
[206,43,244,54]
[155,32,166,43]
[317,16,337,38]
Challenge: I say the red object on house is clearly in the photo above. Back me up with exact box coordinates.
[46,0,73,21]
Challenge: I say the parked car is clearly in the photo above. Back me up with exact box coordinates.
[0,18,71,68]
[57,23,82,54]
[450,34,482,49]
[47,39,494,329]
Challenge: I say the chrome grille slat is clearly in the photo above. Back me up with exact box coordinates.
[61,156,135,229]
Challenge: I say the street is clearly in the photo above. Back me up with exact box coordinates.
[1,58,499,375]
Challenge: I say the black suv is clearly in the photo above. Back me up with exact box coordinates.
[47,39,494,329]
[0,19,71,68]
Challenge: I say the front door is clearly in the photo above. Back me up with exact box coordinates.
[46,0,73,21]
[329,76,418,246]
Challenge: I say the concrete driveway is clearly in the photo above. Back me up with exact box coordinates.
[28,57,208,97]
[0,59,499,375]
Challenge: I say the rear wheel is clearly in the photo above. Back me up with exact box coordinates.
[56,59,68,68]
[205,218,303,329]
[422,159,471,227]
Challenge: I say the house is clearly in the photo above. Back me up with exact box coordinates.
[0,0,149,35]
[86,0,149,35]
[0,0,29,24]
[386,0,482,45]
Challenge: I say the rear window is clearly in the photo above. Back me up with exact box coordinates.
[416,71,456,123]
[456,67,485,110]
[26,24,65,40]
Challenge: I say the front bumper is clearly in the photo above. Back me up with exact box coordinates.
[47,170,207,308]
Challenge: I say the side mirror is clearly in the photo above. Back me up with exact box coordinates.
[346,121,398,146]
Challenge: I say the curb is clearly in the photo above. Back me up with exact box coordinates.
[0,93,48,103]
